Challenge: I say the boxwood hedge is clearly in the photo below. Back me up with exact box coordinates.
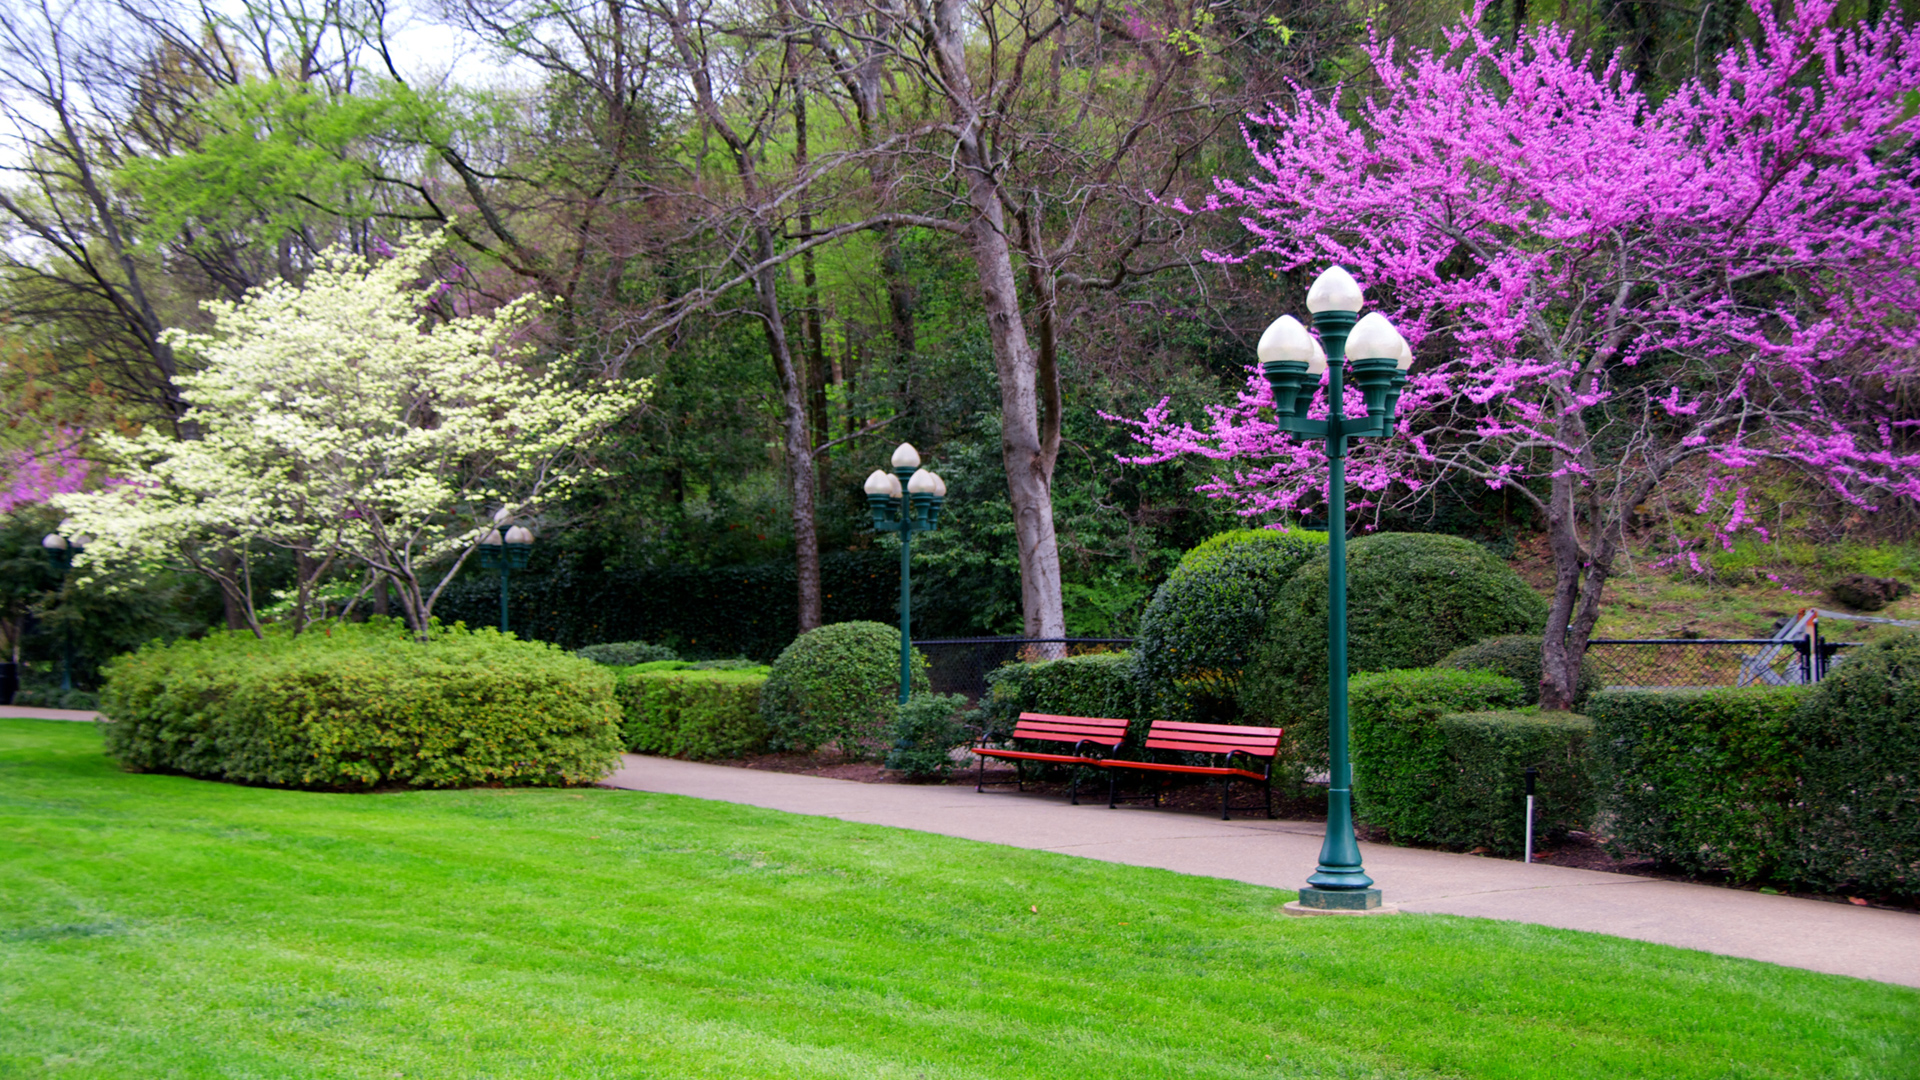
[981,651,1137,739]
[760,621,928,758]
[100,620,623,790]
[616,663,771,760]
[1241,533,1547,775]
[1129,529,1327,724]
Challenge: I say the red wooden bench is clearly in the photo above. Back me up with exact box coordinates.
[970,712,1131,805]
[1099,719,1284,819]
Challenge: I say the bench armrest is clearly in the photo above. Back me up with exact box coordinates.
[1225,748,1272,777]
[1072,738,1112,760]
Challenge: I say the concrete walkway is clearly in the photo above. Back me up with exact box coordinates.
[604,754,1920,988]
[0,706,100,722]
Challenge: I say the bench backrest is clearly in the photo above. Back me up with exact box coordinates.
[1142,719,1284,759]
[1011,712,1130,748]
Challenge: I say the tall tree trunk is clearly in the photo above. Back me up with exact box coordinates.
[928,0,1066,640]
[753,229,824,633]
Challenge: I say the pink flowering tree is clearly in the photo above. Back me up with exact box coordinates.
[1116,0,1920,710]
[0,429,90,515]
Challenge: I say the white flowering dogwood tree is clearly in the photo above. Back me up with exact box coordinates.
[58,235,645,637]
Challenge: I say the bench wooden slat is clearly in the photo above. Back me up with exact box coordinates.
[972,712,1132,804]
[1102,718,1284,819]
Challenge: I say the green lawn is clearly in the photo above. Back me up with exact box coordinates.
[2,719,1914,1079]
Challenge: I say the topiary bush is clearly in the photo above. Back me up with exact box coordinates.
[1441,634,1601,710]
[1240,532,1548,776]
[616,665,772,760]
[760,621,929,758]
[100,619,622,789]
[1350,668,1530,842]
[1587,687,1809,881]
[1787,634,1920,896]
[980,651,1138,740]
[1131,529,1327,725]
[576,640,680,666]
[885,692,975,780]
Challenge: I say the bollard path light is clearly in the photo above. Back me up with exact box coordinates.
[864,443,946,704]
[478,509,535,634]
[1262,266,1413,915]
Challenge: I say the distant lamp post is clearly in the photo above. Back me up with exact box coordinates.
[478,512,534,634]
[864,443,946,704]
[40,521,87,693]
[1260,266,1413,915]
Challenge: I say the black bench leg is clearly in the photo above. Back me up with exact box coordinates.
[976,751,986,793]
[1264,782,1274,819]
[1069,767,1080,805]
[1220,777,1232,820]
[1108,769,1119,808]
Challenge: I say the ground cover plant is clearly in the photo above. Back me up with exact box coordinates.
[2,719,1915,1079]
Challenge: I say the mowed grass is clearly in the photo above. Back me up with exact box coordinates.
[1,720,1914,1080]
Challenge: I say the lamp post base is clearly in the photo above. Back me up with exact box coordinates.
[1287,886,1389,915]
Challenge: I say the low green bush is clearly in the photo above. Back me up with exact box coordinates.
[1587,687,1809,881]
[981,651,1137,739]
[10,687,101,711]
[1788,634,1920,896]
[1242,533,1548,778]
[616,666,772,760]
[760,621,928,758]
[1440,633,1600,710]
[885,692,975,780]
[576,640,679,666]
[1350,668,1530,842]
[1130,529,1327,724]
[100,620,622,789]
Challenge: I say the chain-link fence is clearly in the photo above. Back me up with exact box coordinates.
[913,638,1133,702]
[1584,638,1858,689]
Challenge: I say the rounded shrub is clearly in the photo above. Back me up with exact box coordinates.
[1787,633,1920,896]
[760,621,929,758]
[885,692,975,781]
[1239,532,1548,776]
[1440,633,1600,709]
[100,619,623,790]
[576,640,679,666]
[1130,528,1328,723]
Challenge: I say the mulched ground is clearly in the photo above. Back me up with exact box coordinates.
[699,749,1915,913]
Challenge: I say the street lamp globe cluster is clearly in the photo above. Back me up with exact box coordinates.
[864,443,947,704]
[40,520,88,693]
[1262,265,1413,915]
[478,509,535,634]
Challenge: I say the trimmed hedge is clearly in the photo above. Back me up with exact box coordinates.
[1426,710,1595,856]
[982,651,1137,739]
[100,620,622,789]
[1241,533,1548,775]
[1441,634,1600,710]
[1130,529,1327,724]
[761,621,929,758]
[577,640,679,666]
[885,692,975,780]
[616,665,772,760]
[1350,668,1531,843]
[1587,687,1809,881]
[1788,635,1920,896]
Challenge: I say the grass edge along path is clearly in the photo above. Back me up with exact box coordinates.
[2,718,1915,1080]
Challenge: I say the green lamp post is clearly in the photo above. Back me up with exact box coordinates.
[863,443,947,704]
[40,522,86,694]
[1260,266,1414,914]
[478,513,534,634]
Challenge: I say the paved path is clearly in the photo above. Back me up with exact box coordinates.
[604,754,1920,988]
[0,706,100,722]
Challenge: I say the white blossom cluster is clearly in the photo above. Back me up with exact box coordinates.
[57,234,647,634]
